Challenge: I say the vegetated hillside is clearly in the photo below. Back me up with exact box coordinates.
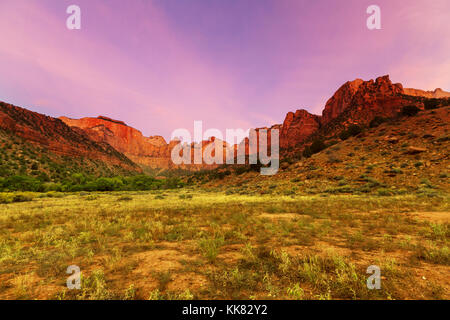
[194,105,450,196]
[0,129,135,180]
[0,101,141,180]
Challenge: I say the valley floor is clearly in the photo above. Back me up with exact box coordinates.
[0,189,449,300]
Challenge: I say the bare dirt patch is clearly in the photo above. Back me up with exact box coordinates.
[132,249,197,275]
[410,211,450,223]
[166,272,208,292]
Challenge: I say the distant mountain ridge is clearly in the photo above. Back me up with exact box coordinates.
[404,87,450,99]
[1,75,448,172]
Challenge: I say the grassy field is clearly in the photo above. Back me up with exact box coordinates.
[0,189,448,300]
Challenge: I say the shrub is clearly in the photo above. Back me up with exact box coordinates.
[424,99,440,110]
[0,175,43,192]
[377,188,394,196]
[235,166,251,175]
[347,124,363,136]
[310,140,326,154]
[198,236,224,263]
[369,116,387,128]
[327,155,342,164]
[118,196,133,201]
[401,105,420,117]
[302,147,312,158]
[339,124,363,140]
[0,193,34,204]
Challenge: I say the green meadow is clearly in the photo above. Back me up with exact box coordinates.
[0,189,448,300]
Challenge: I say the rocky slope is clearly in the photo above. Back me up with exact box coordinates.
[277,75,450,152]
[201,105,450,195]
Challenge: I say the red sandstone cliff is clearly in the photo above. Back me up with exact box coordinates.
[59,116,174,169]
[322,79,364,125]
[266,75,448,152]
[280,110,321,149]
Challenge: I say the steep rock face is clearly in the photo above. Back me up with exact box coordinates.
[60,116,174,169]
[0,102,139,171]
[280,110,320,149]
[322,75,405,127]
[319,75,414,135]
[404,88,450,99]
[322,79,364,125]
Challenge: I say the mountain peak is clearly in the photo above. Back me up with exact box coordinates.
[97,116,127,126]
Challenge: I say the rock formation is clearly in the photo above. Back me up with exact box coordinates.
[2,75,448,171]
[59,116,174,169]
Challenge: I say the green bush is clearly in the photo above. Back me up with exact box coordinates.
[0,175,43,192]
[0,193,34,204]
[0,173,183,192]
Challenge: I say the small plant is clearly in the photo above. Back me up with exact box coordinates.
[287,283,305,300]
[77,270,111,300]
[414,162,423,168]
[123,284,136,300]
[155,271,172,291]
[198,236,225,263]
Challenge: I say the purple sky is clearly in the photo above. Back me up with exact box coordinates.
[0,0,449,141]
